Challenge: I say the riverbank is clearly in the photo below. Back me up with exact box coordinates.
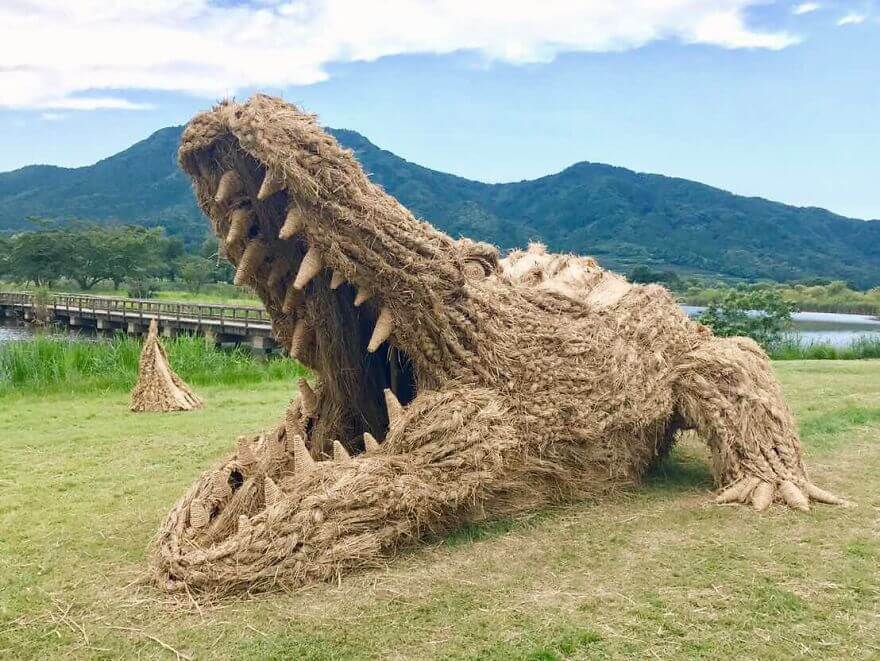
[2,362,879,658]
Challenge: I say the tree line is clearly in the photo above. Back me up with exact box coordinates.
[0,222,231,295]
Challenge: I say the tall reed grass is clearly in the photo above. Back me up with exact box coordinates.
[0,333,307,396]
[769,336,880,360]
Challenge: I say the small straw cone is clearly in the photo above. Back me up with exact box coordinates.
[130,320,202,412]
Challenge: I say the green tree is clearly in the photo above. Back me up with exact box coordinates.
[63,225,115,289]
[697,287,797,350]
[178,256,214,293]
[102,226,171,289]
[6,230,69,286]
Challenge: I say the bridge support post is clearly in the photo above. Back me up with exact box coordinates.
[250,335,277,351]
[162,325,177,339]
[127,321,145,335]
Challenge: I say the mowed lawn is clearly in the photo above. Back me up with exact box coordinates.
[2,362,879,660]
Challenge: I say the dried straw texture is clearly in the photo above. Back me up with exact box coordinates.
[130,320,202,412]
[152,94,845,596]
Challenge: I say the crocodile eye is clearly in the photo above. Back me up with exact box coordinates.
[463,260,488,280]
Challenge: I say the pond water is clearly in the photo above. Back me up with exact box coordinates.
[2,308,879,348]
[682,307,880,347]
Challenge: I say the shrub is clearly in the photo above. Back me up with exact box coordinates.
[697,287,797,350]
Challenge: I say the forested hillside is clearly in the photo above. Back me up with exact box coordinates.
[2,126,878,286]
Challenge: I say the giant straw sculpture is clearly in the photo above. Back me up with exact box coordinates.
[151,95,846,594]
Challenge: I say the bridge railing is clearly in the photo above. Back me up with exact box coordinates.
[0,291,271,326]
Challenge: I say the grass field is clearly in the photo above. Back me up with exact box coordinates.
[2,361,879,659]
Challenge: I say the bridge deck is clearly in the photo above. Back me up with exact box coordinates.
[0,292,276,345]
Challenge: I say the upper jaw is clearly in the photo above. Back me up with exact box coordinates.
[178,94,497,455]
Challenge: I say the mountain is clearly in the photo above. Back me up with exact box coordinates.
[2,126,879,287]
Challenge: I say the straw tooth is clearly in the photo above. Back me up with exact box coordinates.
[279,207,304,239]
[264,477,282,506]
[292,434,315,473]
[189,498,209,529]
[266,258,289,289]
[282,284,302,314]
[353,286,373,307]
[211,469,232,500]
[330,270,345,290]
[367,307,394,353]
[226,208,251,245]
[234,240,267,285]
[290,318,310,359]
[384,388,403,426]
[294,246,323,290]
[237,436,257,465]
[257,170,285,200]
[214,170,242,203]
[332,440,351,462]
[299,378,317,416]
[237,515,252,536]
[363,432,380,452]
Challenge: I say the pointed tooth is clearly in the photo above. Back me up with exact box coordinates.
[237,514,252,536]
[293,246,323,290]
[189,498,209,529]
[234,240,267,286]
[332,440,351,462]
[353,286,373,307]
[282,285,302,314]
[292,434,315,473]
[211,469,232,500]
[257,170,285,200]
[363,432,380,452]
[384,388,403,426]
[264,476,282,506]
[279,207,304,239]
[367,307,394,353]
[226,208,252,245]
[214,170,242,203]
[236,436,257,465]
[289,318,311,360]
[330,270,345,290]
[266,258,289,289]
[298,378,317,416]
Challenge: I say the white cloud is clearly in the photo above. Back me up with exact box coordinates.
[792,2,821,15]
[0,0,799,111]
[39,112,67,121]
[837,12,867,25]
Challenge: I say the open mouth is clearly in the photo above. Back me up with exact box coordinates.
[187,128,422,462]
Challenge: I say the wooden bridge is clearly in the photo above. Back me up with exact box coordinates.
[0,292,278,350]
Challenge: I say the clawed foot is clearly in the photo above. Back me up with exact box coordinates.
[715,476,850,512]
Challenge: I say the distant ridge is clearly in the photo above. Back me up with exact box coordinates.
[1,125,878,287]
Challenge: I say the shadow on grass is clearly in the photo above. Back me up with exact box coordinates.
[643,447,715,495]
[433,446,716,553]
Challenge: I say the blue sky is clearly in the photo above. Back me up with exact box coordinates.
[1,1,877,219]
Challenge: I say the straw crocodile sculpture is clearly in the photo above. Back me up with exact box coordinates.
[151,94,847,594]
